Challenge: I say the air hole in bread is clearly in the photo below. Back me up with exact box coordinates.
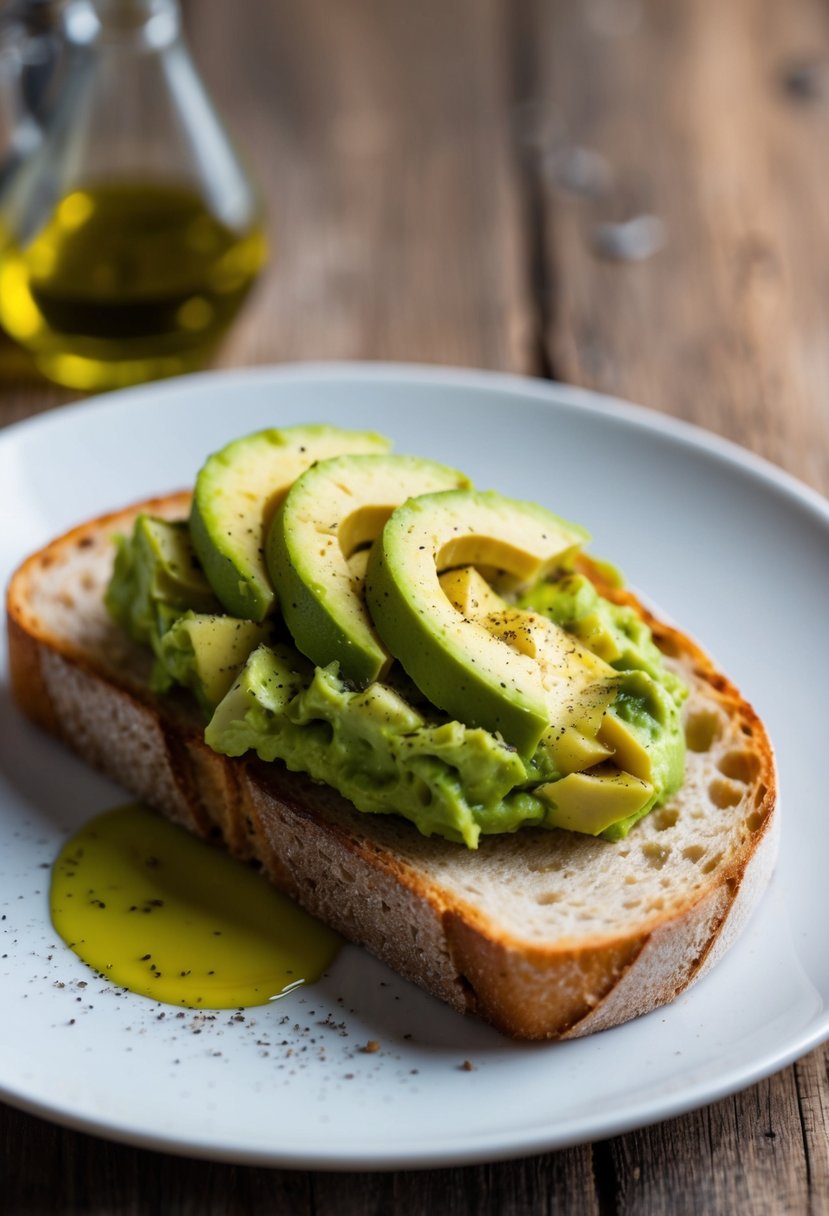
[623,898,641,909]
[647,897,665,912]
[708,778,743,809]
[339,867,356,883]
[658,636,681,658]
[701,852,723,875]
[380,900,391,914]
[717,750,760,784]
[682,845,705,864]
[745,810,765,832]
[754,783,768,807]
[457,974,477,1002]
[652,806,678,831]
[624,874,637,885]
[535,891,562,906]
[642,842,671,870]
[685,709,721,753]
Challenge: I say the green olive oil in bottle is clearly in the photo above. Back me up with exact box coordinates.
[0,0,267,390]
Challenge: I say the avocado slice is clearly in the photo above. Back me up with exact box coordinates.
[205,642,315,756]
[536,766,655,835]
[267,453,470,686]
[156,612,272,713]
[598,706,653,781]
[437,566,506,618]
[436,572,617,776]
[105,514,219,647]
[190,425,391,621]
[365,489,594,755]
[544,730,614,776]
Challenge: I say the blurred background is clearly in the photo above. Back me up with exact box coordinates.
[0,0,823,504]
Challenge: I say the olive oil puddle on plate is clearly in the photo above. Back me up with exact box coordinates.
[50,805,341,1009]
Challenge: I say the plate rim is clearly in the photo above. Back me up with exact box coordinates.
[5,359,828,529]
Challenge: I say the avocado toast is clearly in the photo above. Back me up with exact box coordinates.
[5,427,777,1039]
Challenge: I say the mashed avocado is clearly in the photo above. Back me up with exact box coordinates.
[520,572,687,840]
[205,646,537,848]
[106,510,687,848]
[105,514,270,708]
[199,571,686,847]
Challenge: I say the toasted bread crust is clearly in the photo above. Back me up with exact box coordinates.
[5,496,778,1039]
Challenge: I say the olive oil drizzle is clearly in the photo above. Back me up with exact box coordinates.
[50,805,340,1009]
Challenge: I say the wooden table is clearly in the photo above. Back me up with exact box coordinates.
[2,1,828,1209]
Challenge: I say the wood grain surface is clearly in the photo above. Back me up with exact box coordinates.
[1,0,827,1211]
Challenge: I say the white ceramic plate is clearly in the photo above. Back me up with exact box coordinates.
[1,364,827,1170]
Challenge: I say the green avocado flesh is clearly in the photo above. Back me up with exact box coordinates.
[156,613,272,713]
[266,453,471,687]
[365,489,591,756]
[105,429,687,847]
[189,425,391,622]
[105,515,273,710]
[106,514,219,646]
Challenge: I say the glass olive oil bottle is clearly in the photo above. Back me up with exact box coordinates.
[0,0,267,390]
[0,183,266,389]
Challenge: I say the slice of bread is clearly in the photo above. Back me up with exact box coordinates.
[5,494,778,1039]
